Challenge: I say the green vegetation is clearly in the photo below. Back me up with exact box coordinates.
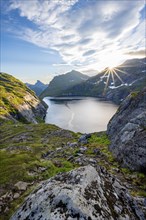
[0,124,146,219]
[87,132,116,164]
[0,122,78,219]
[130,91,139,98]
[0,71,145,219]
[86,133,146,199]
[0,72,37,120]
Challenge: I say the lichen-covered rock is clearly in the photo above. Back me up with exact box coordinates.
[107,88,146,173]
[10,165,145,220]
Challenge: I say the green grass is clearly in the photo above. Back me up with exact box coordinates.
[1,125,146,219]
[0,72,41,123]
[0,122,79,220]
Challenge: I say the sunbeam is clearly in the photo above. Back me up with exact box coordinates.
[99,64,130,95]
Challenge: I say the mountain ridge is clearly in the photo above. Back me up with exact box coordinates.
[40,70,89,98]
[40,58,146,104]
[26,80,48,96]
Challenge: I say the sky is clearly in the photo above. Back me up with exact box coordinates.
[0,0,146,83]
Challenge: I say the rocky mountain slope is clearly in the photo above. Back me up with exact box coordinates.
[26,80,48,96]
[40,70,89,98]
[63,58,146,104]
[107,88,146,173]
[0,73,47,123]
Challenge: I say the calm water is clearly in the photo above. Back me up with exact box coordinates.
[44,97,118,133]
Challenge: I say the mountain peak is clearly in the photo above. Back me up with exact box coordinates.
[40,70,89,98]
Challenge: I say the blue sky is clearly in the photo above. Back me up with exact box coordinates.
[0,0,146,83]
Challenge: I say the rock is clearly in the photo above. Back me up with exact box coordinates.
[67,142,78,148]
[14,181,29,191]
[78,134,91,144]
[93,148,100,155]
[11,165,145,220]
[0,73,47,123]
[79,146,87,153]
[89,158,96,164]
[4,207,9,213]
[7,145,32,151]
[13,193,20,199]
[107,88,146,173]
[67,156,74,162]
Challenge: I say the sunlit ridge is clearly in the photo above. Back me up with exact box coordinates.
[102,66,129,95]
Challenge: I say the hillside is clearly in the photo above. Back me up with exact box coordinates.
[0,73,46,123]
[40,70,89,98]
[1,124,146,219]
[26,80,48,96]
[63,58,146,104]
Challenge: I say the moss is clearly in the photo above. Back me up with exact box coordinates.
[0,72,41,123]
[0,122,80,219]
[89,133,110,146]
[130,91,139,98]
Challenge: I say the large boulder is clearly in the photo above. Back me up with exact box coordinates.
[107,88,146,173]
[10,165,145,220]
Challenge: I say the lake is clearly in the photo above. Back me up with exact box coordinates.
[44,97,118,133]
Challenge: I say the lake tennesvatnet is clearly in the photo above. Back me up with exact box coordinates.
[44,97,118,133]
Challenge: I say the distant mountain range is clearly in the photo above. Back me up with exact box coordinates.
[26,80,48,96]
[40,58,146,104]
[64,58,146,103]
[40,70,89,98]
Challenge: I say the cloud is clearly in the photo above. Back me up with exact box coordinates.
[125,49,146,57]
[6,0,146,72]
[83,50,96,57]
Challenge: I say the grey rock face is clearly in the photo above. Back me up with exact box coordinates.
[17,93,46,123]
[107,88,146,172]
[10,165,145,220]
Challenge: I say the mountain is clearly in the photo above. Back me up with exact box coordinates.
[26,80,48,96]
[63,58,146,104]
[0,73,47,123]
[107,88,146,173]
[40,70,89,98]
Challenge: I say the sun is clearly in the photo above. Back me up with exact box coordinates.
[108,65,115,70]
[101,65,129,95]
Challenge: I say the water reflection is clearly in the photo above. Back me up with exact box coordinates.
[44,97,118,133]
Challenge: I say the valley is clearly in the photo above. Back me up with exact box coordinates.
[0,72,146,219]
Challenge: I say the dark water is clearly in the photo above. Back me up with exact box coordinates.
[44,97,118,133]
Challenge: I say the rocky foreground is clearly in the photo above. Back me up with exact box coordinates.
[11,165,146,220]
[107,88,146,172]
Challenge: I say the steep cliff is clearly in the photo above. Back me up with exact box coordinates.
[0,73,47,123]
[107,88,146,173]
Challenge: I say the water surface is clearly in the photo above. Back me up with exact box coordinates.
[44,97,118,133]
